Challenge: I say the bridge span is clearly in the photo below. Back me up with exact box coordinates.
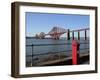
[36,26,89,40]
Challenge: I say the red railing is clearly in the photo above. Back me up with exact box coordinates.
[72,40,80,65]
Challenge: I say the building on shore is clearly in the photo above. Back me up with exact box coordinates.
[35,32,45,39]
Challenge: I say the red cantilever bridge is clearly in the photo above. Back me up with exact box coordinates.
[38,26,89,40]
[46,27,68,39]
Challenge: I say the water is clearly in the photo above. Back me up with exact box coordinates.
[26,37,89,64]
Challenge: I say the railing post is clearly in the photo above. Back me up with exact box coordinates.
[72,40,80,65]
[85,30,87,40]
[67,29,70,40]
[31,44,34,66]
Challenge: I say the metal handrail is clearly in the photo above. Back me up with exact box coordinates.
[26,48,89,57]
[26,42,89,56]
[26,42,89,66]
[26,42,89,46]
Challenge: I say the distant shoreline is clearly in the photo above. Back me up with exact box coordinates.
[26,36,90,38]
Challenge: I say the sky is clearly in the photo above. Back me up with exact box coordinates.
[25,12,90,37]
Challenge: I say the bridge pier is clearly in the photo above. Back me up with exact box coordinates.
[85,30,87,40]
[67,29,70,40]
[72,31,74,40]
[78,30,80,40]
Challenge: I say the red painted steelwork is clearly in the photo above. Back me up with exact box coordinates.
[43,27,89,40]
